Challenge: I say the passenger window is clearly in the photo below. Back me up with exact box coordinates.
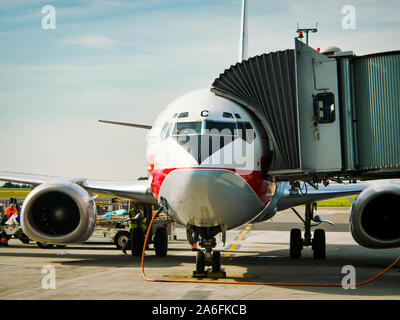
[314,93,335,124]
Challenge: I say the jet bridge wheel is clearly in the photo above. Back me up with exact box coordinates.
[154,227,168,257]
[312,229,326,260]
[290,228,303,259]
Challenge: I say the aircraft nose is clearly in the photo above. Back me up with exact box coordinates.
[158,169,265,229]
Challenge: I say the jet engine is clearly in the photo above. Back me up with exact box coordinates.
[350,182,400,248]
[21,182,97,244]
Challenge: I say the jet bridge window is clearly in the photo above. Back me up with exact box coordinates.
[172,122,202,135]
[314,92,336,124]
[205,121,237,136]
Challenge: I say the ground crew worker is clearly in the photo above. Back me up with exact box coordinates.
[4,202,18,219]
[191,231,199,251]
[1,202,18,246]
[122,204,146,254]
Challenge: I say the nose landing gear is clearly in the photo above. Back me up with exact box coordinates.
[188,225,226,278]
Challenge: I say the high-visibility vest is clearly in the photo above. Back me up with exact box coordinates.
[5,207,18,217]
[128,209,146,230]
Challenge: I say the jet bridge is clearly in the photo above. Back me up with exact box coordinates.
[211,38,400,183]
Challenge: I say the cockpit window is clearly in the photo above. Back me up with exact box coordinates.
[160,122,173,139]
[177,112,189,118]
[205,121,237,136]
[237,122,256,143]
[172,122,202,135]
[223,112,234,119]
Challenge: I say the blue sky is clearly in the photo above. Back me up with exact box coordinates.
[0,0,399,180]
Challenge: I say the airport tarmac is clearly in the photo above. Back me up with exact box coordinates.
[0,206,399,300]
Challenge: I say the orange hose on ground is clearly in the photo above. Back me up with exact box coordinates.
[141,210,400,287]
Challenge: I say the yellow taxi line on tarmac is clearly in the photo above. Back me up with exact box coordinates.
[222,224,252,258]
[229,244,238,250]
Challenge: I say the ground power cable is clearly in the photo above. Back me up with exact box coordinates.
[141,209,400,287]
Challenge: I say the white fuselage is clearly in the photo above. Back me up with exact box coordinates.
[146,88,276,229]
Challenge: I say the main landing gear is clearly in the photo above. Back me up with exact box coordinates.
[187,225,226,277]
[289,202,335,260]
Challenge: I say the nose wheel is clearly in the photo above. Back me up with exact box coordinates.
[290,203,327,259]
[195,249,223,275]
[196,251,206,274]
[212,251,221,272]
[190,225,226,278]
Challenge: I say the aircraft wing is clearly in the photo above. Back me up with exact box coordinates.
[0,171,156,204]
[252,181,368,223]
[275,181,368,211]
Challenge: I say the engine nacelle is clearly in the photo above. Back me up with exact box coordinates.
[21,182,97,244]
[350,182,400,249]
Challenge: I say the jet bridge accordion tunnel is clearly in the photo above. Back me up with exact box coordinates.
[211,38,400,182]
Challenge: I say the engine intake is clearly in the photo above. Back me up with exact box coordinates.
[350,182,400,248]
[21,182,97,244]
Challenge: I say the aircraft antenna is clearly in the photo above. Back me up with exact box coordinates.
[238,0,248,62]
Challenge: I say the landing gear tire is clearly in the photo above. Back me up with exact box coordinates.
[37,242,54,249]
[312,229,326,260]
[290,228,303,259]
[212,251,221,272]
[196,251,205,274]
[154,227,168,257]
[131,228,144,257]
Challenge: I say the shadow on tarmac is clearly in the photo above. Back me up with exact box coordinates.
[1,241,399,297]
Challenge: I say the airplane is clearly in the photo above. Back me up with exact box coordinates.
[1,0,400,274]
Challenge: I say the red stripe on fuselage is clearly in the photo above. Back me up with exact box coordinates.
[149,167,275,205]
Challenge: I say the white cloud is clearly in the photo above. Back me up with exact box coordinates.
[60,34,116,49]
